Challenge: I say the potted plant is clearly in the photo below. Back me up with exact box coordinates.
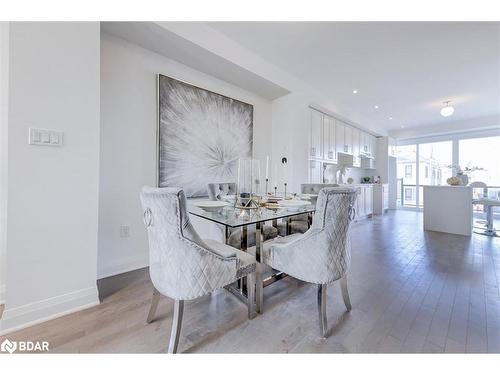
[447,164,485,185]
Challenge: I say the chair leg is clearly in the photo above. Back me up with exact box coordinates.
[340,276,352,311]
[246,272,256,319]
[255,263,264,314]
[168,300,184,354]
[146,288,161,324]
[317,284,328,338]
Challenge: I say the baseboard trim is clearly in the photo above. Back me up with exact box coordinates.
[0,286,99,335]
[97,254,148,280]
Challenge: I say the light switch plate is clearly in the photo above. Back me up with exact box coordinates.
[29,128,63,147]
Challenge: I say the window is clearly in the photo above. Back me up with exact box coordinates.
[397,135,498,210]
[397,144,417,208]
[405,165,412,178]
[405,188,413,200]
[459,136,500,186]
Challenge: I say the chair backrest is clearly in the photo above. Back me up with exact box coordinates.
[207,182,237,201]
[272,187,357,284]
[140,186,237,300]
[301,183,339,195]
[470,181,488,198]
[309,187,357,283]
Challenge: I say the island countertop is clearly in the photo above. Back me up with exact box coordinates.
[422,185,472,236]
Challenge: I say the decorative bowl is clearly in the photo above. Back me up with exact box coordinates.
[195,201,229,213]
[446,176,462,186]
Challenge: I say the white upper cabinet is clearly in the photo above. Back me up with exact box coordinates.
[310,109,322,158]
[335,120,345,156]
[322,115,336,162]
[352,127,360,167]
[344,124,353,154]
[361,132,369,155]
[369,135,377,157]
[309,108,377,171]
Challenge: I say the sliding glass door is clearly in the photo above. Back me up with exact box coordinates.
[397,133,499,210]
[417,141,453,208]
[396,144,417,208]
[397,141,452,209]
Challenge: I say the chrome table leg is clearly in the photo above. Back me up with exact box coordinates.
[246,271,256,319]
[255,222,264,314]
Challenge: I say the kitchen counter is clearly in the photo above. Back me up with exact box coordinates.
[423,185,472,236]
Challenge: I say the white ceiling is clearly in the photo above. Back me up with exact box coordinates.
[207,22,500,133]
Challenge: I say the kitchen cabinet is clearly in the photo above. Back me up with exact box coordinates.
[335,120,345,156]
[354,185,373,221]
[352,127,361,167]
[322,115,336,162]
[310,109,322,158]
[344,124,353,154]
[373,184,389,214]
[369,135,377,157]
[308,109,378,185]
[365,185,373,215]
[360,132,368,155]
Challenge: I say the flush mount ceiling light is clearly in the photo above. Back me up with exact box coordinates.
[352,89,358,94]
[389,117,393,120]
[440,101,455,117]
[374,105,379,109]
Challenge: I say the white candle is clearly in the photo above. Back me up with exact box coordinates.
[273,164,278,188]
[265,155,269,180]
[237,158,241,194]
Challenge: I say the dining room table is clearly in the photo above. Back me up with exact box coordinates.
[188,198,316,313]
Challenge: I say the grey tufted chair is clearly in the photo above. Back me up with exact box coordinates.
[140,186,256,353]
[207,182,237,201]
[207,182,279,248]
[260,187,357,337]
[277,183,340,236]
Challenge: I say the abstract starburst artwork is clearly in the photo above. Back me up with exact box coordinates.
[158,75,253,197]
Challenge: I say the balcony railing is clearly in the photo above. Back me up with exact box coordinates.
[397,178,500,213]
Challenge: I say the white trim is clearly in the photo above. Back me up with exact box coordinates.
[97,253,149,280]
[0,286,99,335]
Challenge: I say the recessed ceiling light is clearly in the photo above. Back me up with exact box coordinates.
[389,117,393,120]
[401,125,405,129]
[374,105,379,109]
[352,89,358,94]
[440,101,454,117]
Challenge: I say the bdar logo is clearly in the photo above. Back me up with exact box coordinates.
[1,339,17,354]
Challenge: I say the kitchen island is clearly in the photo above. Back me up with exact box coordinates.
[423,185,473,236]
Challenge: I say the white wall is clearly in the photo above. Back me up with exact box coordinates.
[0,22,9,307]
[0,22,101,334]
[98,33,273,279]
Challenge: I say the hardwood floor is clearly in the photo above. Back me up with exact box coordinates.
[1,210,499,353]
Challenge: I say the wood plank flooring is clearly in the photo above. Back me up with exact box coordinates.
[1,210,499,353]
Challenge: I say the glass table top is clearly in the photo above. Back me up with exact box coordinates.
[188,200,316,228]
